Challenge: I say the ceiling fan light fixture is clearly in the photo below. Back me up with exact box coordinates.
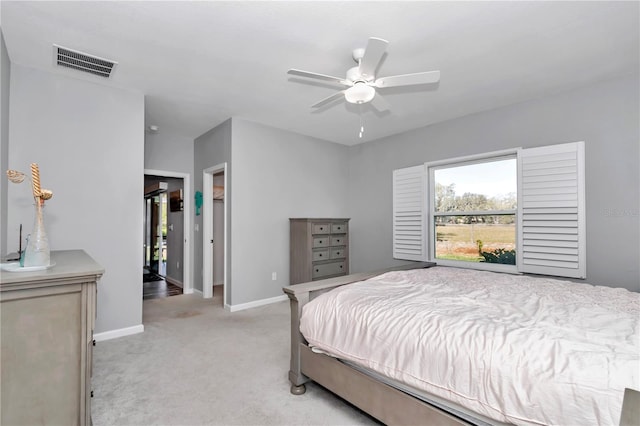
[344,83,375,104]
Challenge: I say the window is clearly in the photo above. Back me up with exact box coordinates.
[392,142,585,278]
[432,157,517,269]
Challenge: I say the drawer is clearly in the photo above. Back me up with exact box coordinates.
[312,223,330,235]
[312,249,329,262]
[330,235,347,246]
[331,222,347,234]
[312,261,346,279]
[330,247,346,259]
[312,236,329,248]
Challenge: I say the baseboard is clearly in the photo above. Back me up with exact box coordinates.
[94,324,144,342]
[192,288,203,296]
[165,276,183,288]
[228,294,288,312]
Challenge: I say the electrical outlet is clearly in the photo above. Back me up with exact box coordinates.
[271,272,277,281]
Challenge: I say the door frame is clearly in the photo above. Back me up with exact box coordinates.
[144,169,193,294]
[203,162,228,307]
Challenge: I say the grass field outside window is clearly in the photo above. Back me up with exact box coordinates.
[435,222,515,262]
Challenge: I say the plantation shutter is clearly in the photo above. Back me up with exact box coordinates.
[517,141,585,278]
[393,165,428,261]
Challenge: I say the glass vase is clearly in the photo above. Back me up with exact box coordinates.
[23,200,50,267]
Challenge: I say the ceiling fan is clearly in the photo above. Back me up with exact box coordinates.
[287,37,440,110]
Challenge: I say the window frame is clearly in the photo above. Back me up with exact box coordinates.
[426,149,519,274]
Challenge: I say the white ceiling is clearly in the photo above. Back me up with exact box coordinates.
[1,1,638,146]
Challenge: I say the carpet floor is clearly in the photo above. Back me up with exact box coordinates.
[92,293,380,425]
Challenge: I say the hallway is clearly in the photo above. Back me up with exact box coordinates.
[143,272,183,300]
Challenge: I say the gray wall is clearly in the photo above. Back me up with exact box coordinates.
[143,175,185,284]
[230,119,349,305]
[194,118,232,300]
[145,129,194,175]
[1,32,10,256]
[7,64,145,333]
[348,74,640,291]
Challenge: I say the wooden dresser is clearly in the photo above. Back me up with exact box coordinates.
[290,218,350,284]
[0,250,103,426]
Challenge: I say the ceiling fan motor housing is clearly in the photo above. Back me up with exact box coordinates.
[346,66,372,84]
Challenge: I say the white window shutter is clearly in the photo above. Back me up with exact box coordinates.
[517,141,586,278]
[393,165,428,261]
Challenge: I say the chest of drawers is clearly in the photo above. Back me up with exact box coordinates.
[0,250,103,425]
[290,218,350,284]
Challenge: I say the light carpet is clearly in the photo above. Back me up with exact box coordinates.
[92,293,380,426]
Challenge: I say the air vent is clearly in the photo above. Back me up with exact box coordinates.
[53,45,117,78]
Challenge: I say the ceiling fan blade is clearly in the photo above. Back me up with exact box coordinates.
[288,69,349,85]
[359,37,388,79]
[374,70,440,88]
[370,93,390,112]
[311,91,345,108]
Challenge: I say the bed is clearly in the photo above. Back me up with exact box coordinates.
[283,263,640,425]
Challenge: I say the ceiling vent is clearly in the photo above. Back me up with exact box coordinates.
[53,44,117,78]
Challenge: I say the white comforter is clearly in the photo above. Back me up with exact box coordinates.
[299,267,640,425]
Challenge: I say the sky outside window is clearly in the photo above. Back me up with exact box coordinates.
[435,158,516,198]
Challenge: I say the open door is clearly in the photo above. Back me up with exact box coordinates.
[144,169,193,294]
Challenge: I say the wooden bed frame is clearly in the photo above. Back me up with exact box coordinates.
[283,263,640,426]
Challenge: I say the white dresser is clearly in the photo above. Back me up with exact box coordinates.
[0,250,103,425]
[289,218,350,284]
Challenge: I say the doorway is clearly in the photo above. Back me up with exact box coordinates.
[143,169,193,294]
[203,163,227,307]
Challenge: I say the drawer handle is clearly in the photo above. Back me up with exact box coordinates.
[339,265,343,269]
[315,269,319,273]
[320,227,323,230]
[319,253,323,257]
[319,240,323,244]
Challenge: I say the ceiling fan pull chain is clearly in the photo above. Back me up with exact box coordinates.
[358,105,364,139]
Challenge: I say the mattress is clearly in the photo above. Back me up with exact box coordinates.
[299,267,640,425]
